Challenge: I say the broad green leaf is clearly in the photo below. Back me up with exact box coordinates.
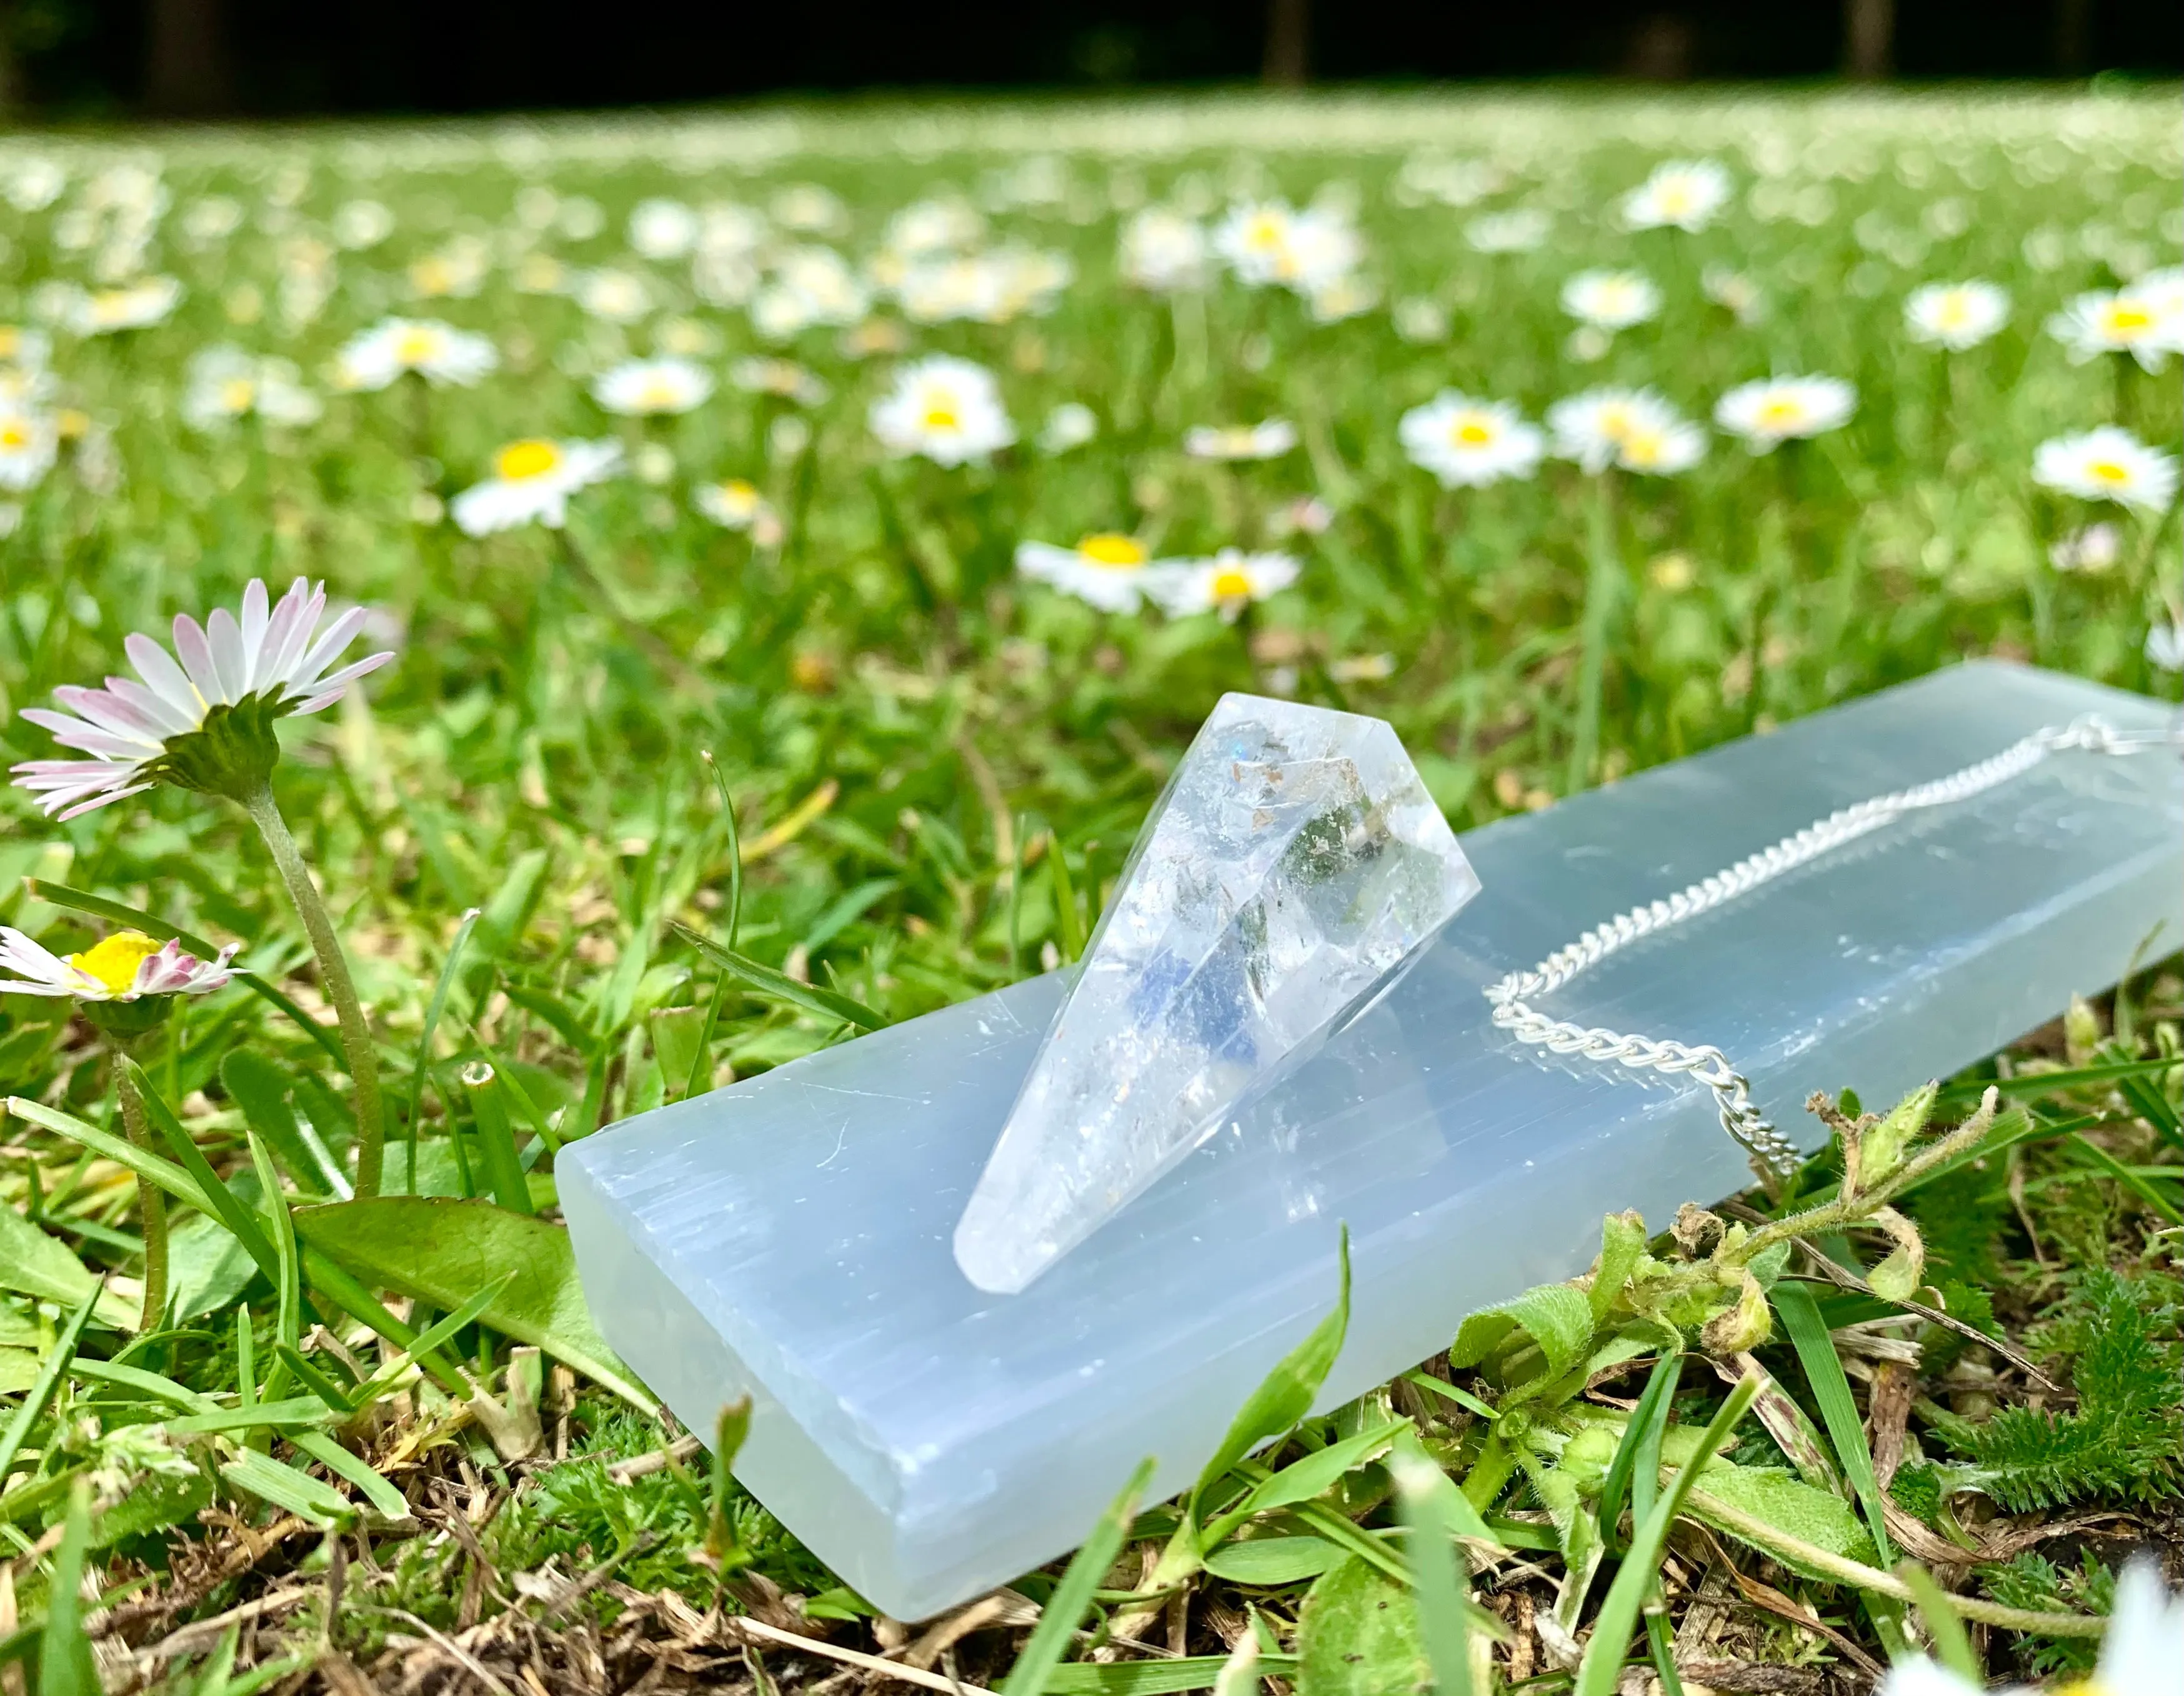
[219,1052,328,1198]
[1221,1419,1405,1527]
[219,1447,354,1525]
[1655,1426,1878,1575]
[89,1467,214,1549]
[673,921,887,1031]
[0,1350,35,1394]
[1202,1536,1347,1586]
[1001,1455,1155,1696]
[168,1209,259,1322]
[1588,1212,1647,1325]
[291,1196,655,1414]
[1296,1555,1425,1696]
[290,1432,411,1521]
[0,1201,133,1328]
[1449,1282,1593,1384]
[1190,1228,1350,1529]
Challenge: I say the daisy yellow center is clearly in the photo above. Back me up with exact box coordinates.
[638,379,681,409]
[1075,534,1146,569]
[0,328,17,357]
[394,328,441,364]
[0,422,27,450]
[1247,217,1285,251]
[1452,419,1495,446]
[1657,183,1692,214]
[219,377,257,413]
[714,479,759,514]
[496,439,563,482]
[1211,568,1255,601]
[1935,294,1971,327]
[2088,459,2131,484]
[921,399,962,431]
[1622,429,1667,467]
[2051,1680,2110,1696]
[2101,303,2152,336]
[69,932,161,997]
[1598,406,1637,441]
[1758,397,1805,429]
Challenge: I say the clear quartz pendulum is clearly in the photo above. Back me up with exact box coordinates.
[954,694,1482,1293]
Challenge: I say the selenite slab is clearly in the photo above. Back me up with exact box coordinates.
[562,661,2182,1620]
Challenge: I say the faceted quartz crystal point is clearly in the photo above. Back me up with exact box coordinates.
[954,694,1482,1293]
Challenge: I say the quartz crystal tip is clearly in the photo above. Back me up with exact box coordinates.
[954,694,1482,1294]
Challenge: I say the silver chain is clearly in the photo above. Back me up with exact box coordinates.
[1482,712,2182,1181]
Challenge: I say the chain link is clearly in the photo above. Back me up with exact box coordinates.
[1482,712,2182,1181]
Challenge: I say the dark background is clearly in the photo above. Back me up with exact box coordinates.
[4,0,2177,119]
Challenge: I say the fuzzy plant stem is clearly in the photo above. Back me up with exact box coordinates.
[112,1060,169,1331]
[242,779,386,1198]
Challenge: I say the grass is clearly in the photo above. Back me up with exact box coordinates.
[0,86,2175,1692]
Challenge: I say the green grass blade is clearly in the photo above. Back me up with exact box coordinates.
[1575,1377,1759,1696]
[1896,1562,1980,1682]
[1392,1434,1475,1696]
[1774,1279,1893,1565]
[1597,1352,1682,1557]
[463,1062,535,1215]
[125,1057,281,1281]
[2067,1132,2184,1225]
[405,904,481,1194]
[671,921,887,1030]
[37,1479,99,1696]
[0,1281,101,1489]
[1002,1455,1156,1695]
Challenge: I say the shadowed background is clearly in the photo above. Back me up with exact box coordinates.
[5,0,2180,119]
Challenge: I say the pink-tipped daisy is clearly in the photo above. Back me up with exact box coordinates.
[0,928,237,1002]
[12,577,394,819]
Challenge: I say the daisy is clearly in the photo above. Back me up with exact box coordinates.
[1465,209,1550,254]
[1399,393,1546,487]
[1016,534,1173,614]
[1145,549,1301,621]
[1562,270,1661,332]
[591,357,714,417]
[1622,159,1732,232]
[696,477,769,530]
[335,318,499,391]
[1875,1561,2181,1696]
[1213,201,1304,287]
[0,324,51,369]
[869,356,1014,466]
[2049,521,2122,573]
[1184,420,1297,462]
[2150,622,2184,673]
[181,347,322,431]
[730,357,829,406]
[2032,426,2178,511]
[2047,284,2176,371]
[451,439,623,536]
[11,577,393,819]
[574,268,652,324]
[1702,266,1767,324]
[1548,388,1703,476]
[1714,375,1857,451]
[1120,208,1208,291]
[70,276,182,335]
[0,929,236,1004]
[1905,281,2010,351]
[628,198,700,261]
[0,408,59,491]
[1039,402,1098,454]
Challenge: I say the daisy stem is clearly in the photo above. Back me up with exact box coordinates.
[242,779,386,1199]
[112,1060,167,1332]
[1568,471,1620,794]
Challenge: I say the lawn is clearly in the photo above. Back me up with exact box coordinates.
[0,89,2176,1694]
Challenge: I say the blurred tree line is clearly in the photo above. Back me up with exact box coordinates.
[0,0,2173,119]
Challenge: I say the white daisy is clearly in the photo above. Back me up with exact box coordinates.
[181,346,322,431]
[0,324,51,370]
[1465,209,1550,254]
[2150,622,2184,673]
[1039,402,1099,454]
[869,356,1015,466]
[1120,208,1208,291]
[628,198,701,261]
[1622,159,1732,232]
[696,477,769,530]
[2049,521,2122,573]
[2047,284,2177,372]
[335,318,499,391]
[0,408,59,491]
[1145,549,1302,621]
[2032,426,2179,512]
[1561,270,1662,331]
[1213,201,1304,287]
[1184,420,1297,462]
[1714,375,1857,451]
[1016,534,1175,614]
[450,439,624,536]
[1399,393,1546,487]
[0,929,236,1003]
[1905,281,2010,351]
[11,577,394,819]
[574,268,653,324]
[591,357,714,417]
[69,276,182,336]
[1548,387,1705,476]
[1876,1561,2182,1696]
